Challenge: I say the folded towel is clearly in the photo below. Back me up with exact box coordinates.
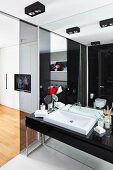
[34,110,48,117]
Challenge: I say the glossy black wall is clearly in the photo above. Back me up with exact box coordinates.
[79,44,87,106]
[88,43,113,107]
[88,46,99,106]
[67,39,80,104]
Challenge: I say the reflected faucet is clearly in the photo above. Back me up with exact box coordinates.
[68,102,81,111]
[68,105,73,111]
[75,102,81,105]
[73,102,81,110]
[52,94,58,111]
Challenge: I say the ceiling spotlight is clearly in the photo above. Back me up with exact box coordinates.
[66,27,80,34]
[35,9,41,13]
[99,18,113,28]
[91,41,100,46]
[25,1,45,17]
[28,12,35,16]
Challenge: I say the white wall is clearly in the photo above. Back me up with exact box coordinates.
[0,45,19,109]
[19,42,38,113]
[50,32,67,82]
[0,19,38,112]
[50,32,67,52]
[0,18,19,110]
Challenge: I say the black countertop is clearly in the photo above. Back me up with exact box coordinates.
[26,113,113,163]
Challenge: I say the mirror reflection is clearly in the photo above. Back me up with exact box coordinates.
[39,28,82,109]
[41,3,113,109]
[41,3,113,45]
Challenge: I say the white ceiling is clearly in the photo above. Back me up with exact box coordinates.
[42,3,113,45]
[0,14,19,48]
[0,0,113,25]
[1,0,113,45]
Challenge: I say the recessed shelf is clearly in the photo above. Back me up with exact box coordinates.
[51,60,67,63]
[51,71,67,72]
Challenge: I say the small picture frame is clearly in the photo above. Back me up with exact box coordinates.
[50,61,67,71]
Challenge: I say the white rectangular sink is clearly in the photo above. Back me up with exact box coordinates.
[44,109,97,135]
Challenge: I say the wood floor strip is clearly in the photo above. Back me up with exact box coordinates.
[0,105,37,167]
[0,105,20,167]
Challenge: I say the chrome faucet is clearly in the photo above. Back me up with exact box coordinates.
[52,94,58,111]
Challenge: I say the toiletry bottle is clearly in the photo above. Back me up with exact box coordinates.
[40,103,45,110]
[104,116,111,129]
[93,102,96,109]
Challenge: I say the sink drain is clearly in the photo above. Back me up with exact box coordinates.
[70,120,74,123]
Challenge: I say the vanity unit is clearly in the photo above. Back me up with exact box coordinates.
[26,113,113,164]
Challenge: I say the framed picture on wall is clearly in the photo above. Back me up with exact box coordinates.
[14,74,31,93]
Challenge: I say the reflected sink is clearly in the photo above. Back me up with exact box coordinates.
[44,109,97,135]
[61,105,103,119]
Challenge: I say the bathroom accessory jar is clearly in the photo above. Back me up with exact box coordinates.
[104,116,111,129]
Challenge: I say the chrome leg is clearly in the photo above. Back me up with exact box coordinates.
[25,130,47,156]
[37,132,40,141]
[42,134,45,145]
[26,127,28,156]
[43,134,45,143]
[40,133,45,145]
[40,133,42,143]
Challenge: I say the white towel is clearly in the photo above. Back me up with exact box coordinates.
[94,126,106,134]
[34,110,48,117]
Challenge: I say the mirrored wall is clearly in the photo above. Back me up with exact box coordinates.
[41,3,113,45]
[39,27,87,107]
[40,3,113,108]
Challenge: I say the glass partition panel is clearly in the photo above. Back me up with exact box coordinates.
[19,21,38,150]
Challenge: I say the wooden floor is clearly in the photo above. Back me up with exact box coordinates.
[0,105,37,167]
[0,105,20,167]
